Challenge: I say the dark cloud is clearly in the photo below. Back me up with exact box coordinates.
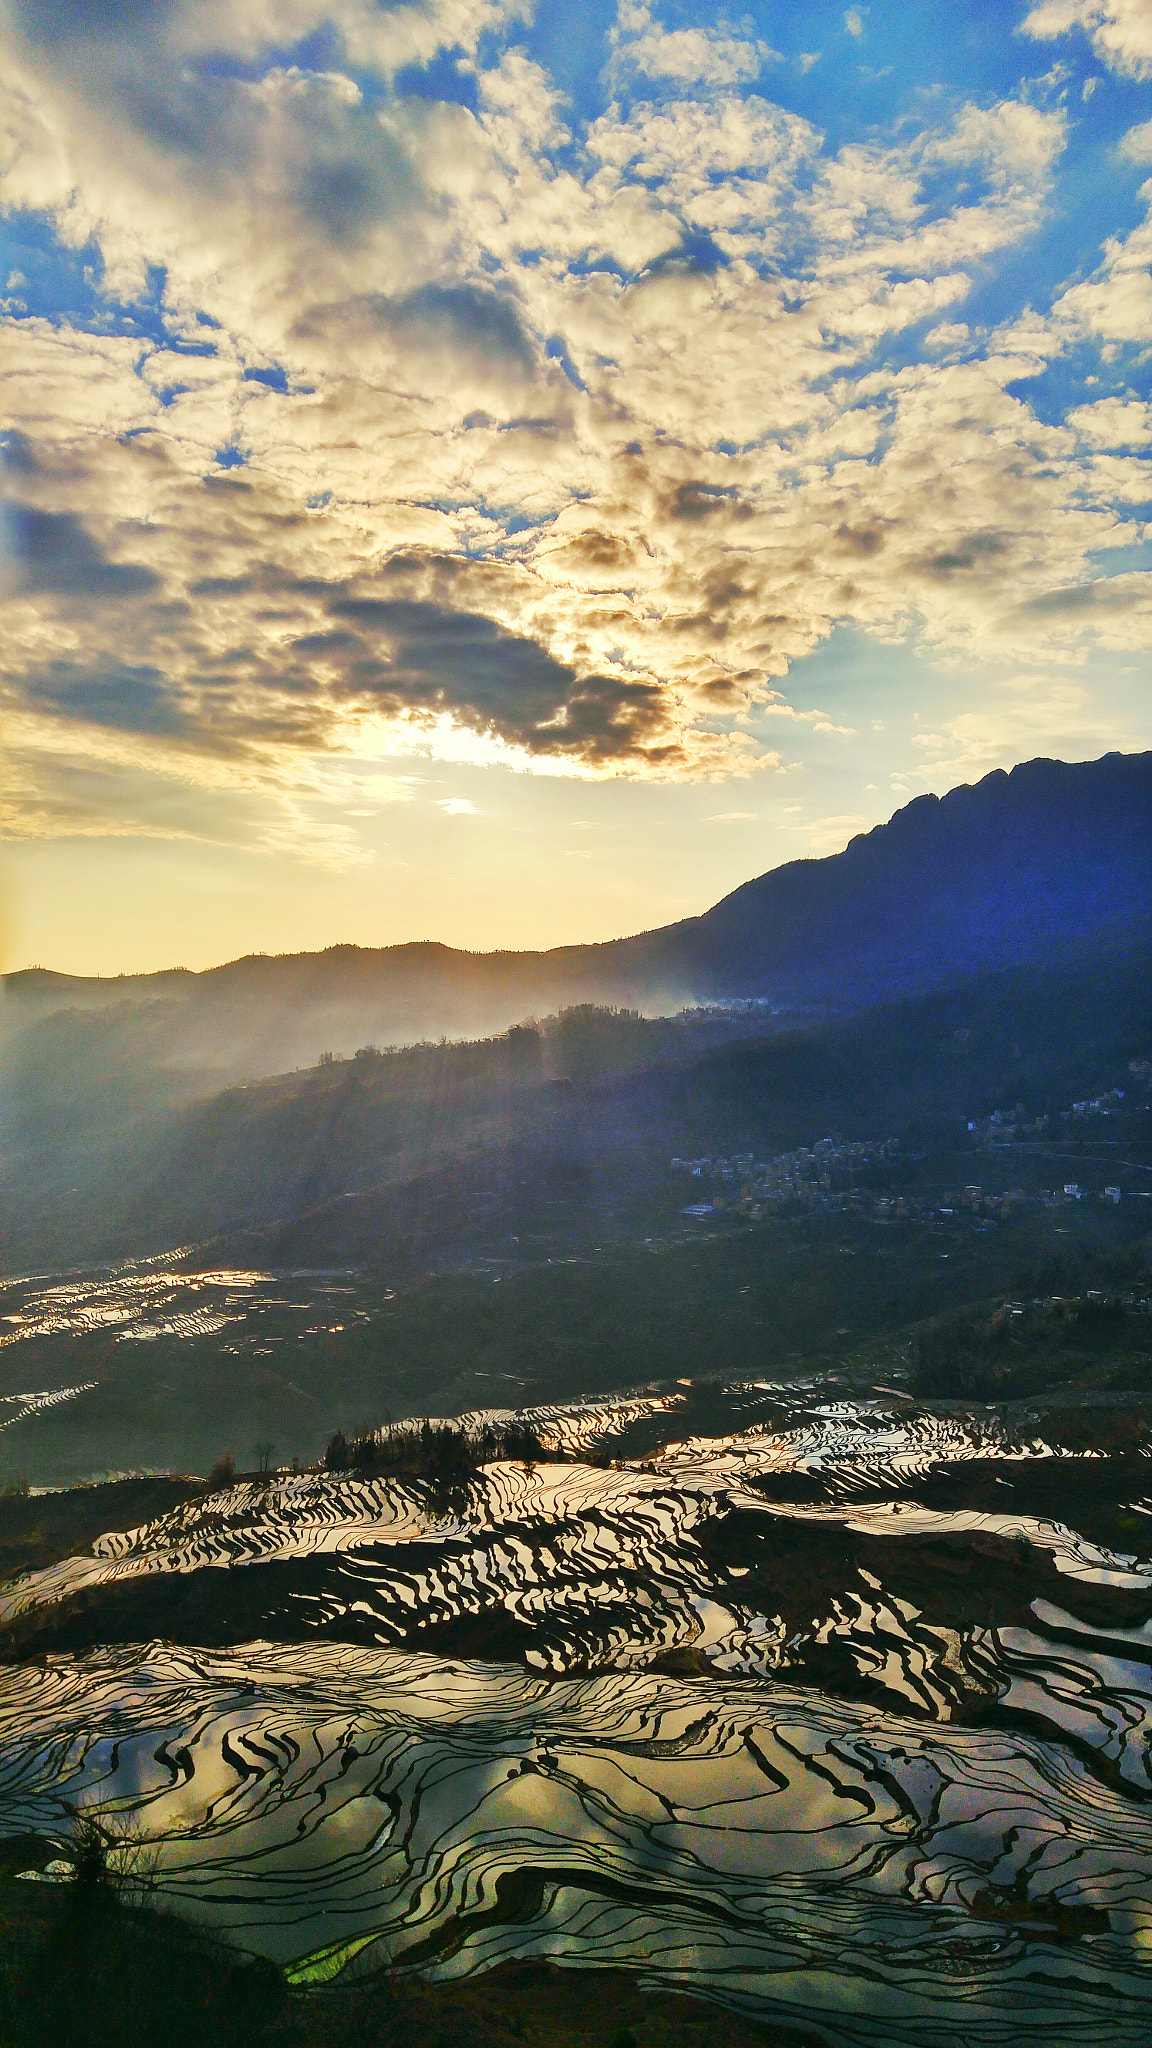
[116,73,238,160]
[835,521,887,555]
[548,530,638,571]
[291,114,417,243]
[320,596,665,759]
[1,430,40,476]
[7,507,161,599]
[12,0,175,47]
[298,156,384,240]
[188,564,328,599]
[398,284,537,369]
[918,530,1011,576]
[1021,580,1146,616]
[302,283,539,373]
[668,609,730,642]
[667,481,752,522]
[1023,583,1103,616]
[24,658,183,736]
[289,628,365,655]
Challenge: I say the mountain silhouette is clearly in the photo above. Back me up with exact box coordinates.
[3,750,1150,1081]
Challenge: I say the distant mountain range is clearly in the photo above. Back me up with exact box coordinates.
[4,750,1151,1084]
[2,748,1151,1274]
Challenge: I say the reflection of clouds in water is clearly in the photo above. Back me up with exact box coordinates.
[3,1398,1152,2035]
[406,1387,688,1457]
[118,1314,232,1342]
[4,1406,1152,1770]
[0,1643,1150,2043]
[649,1403,1067,1495]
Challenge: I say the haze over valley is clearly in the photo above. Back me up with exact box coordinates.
[5,0,1152,2035]
[4,755,1152,2048]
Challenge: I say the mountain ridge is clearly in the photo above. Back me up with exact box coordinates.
[4,751,1151,1075]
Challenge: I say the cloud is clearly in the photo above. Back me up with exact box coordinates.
[0,0,1146,852]
[909,669,1152,780]
[606,2,773,89]
[805,811,872,851]
[1118,115,1152,162]
[1021,0,1152,79]
[924,321,970,351]
[844,9,865,37]
[12,0,533,76]
[2,504,160,602]
[321,591,683,764]
[1045,170,1152,344]
[0,732,379,865]
[1067,397,1152,445]
[437,795,479,814]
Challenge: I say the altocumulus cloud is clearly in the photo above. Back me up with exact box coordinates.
[0,0,1150,852]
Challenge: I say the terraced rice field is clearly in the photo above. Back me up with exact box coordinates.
[2,1386,1152,2044]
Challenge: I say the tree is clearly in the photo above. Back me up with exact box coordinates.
[505,1023,543,1078]
[323,1431,350,1472]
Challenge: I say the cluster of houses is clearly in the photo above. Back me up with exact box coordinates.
[966,1058,1152,1146]
[672,1156,1144,1226]
[672,1138,898,1219]
[671,1059,1151,1224]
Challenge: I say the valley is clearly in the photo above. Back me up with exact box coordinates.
[3,754,1152,2047]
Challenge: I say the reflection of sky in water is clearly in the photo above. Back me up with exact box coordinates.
[3,1389,1152,2040]
[1,1642,1150,2045]
[0,1382,97,1432]
[0,1268,270,1347]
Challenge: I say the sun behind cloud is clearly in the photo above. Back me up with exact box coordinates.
[0,0,1149,962]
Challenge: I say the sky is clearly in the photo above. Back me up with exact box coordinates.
[1,0,1151,975]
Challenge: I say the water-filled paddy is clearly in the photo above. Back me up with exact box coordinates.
[2,1390,1151,2044]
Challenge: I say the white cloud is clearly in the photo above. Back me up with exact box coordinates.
[606,2,773,89]
[1118,115,1152,161]
[844,10,865,37]
[909,670,1151,779]
[924,321,970,350]
[805,811,871,851]
[1067,397,1152,445]
[1022,0,1152,80]
[1047,174,1152,342]
[0,0,1145,842]
[437,796,480,814]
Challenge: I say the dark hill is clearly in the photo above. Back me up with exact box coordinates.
[3,751,1150,1081]
[8,913,1151,1274]
[660,749,1152,1001]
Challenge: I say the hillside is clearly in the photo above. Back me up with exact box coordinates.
[3,751,1150,1089]
[2,747,1151,1276]
[4,913,1151,1276]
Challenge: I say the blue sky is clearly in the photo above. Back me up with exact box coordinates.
[2,0,1151,972]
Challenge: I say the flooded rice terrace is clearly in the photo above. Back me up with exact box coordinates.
[0,1261,400,1480]
[3,1380,1152,2042]
[0,1261,361,1359]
